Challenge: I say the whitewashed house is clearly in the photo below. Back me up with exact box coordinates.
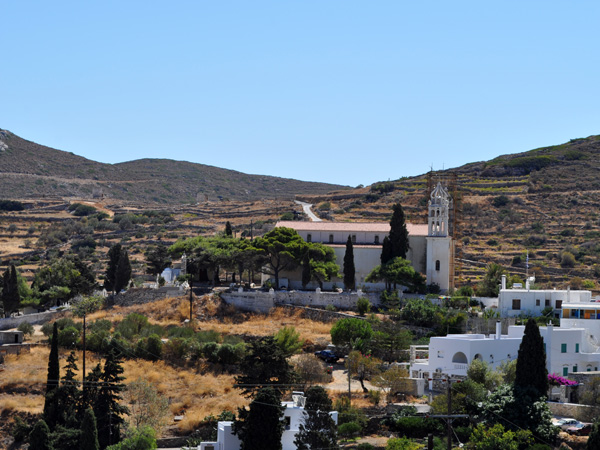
[198,392,338,450]
[409,320,600,384]
[498,275,592,318]
[269,182,455,292]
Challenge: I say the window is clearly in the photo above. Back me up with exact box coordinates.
[588,366,592,372]
[545,299,550,307]
[512,299,521,310]
[435,260,441,271]
[536,299,540,307]
[351,234,356,244]
[556,300,563,309]
[573,365,578,373]
[561,343,567,353]
[205,446,215,450]
[563,367,569,376]
[307,234,312,243]
[374,235,379,244]
[576,343,580,353]
[283,416,291,430]
[437,350,444,358]
[329,234,334,243]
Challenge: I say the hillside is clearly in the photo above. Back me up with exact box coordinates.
[299,135,600,290]
[0,129,348,203]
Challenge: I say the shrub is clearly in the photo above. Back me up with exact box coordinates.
[216,343,240,364]
[560,251,576,268]
[491,195,510,207]
[338,421,361,439]
[357,298,370,316]
[0,200,25,211]
[115,313,150,340]
[386,437,421,450]
[145,334,163,361]
[58,326,80,348]
[325,304,336,312]
[391,417,443,438]
[356,444,375,450]
[162,338,190,362]
[17,321,34,336]
[202,342,219,362]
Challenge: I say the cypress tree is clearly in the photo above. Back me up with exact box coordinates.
[114,250,132,293]
[234,387,284,450]
[43,322,61,427]
[80,407,100,450]
[515,319,548,398]
[388,203,410,259]
[1,264,20,317]
[380,236,393,265]
[294,386,339,450]
[343,236,355,291]
[225,221,233,236]
[301,253,311,290]
[104,243,122,293]
[82,363,102,410]
[29,419,54,450]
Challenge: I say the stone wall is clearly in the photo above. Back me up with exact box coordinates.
[547,401,600,422]
[221,289,380,314]
[0,311,62,331]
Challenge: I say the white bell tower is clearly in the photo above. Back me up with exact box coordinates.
[426,183,453,292]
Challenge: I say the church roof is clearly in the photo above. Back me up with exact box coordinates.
[276,221,429,236]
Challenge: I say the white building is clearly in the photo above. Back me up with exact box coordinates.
[271,182,454,292]
[409,321,600,384]
[498,275,592,318]
[198,392,338,450]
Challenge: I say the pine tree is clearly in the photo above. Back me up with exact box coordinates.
[95,349,129,449]
[301,253,311,289]
[294,386,339,450]
[1,264,20,317]
[225,221,233,236]
[389,203,410,260]
[380,236,393,266]
[343,236,355,290]
[515,319,548,398]
[29,419,54,450]
[80,407,100,450]
[234,336,295,397]
[43,322,60,427]
[234,387,284,450]
[82,363,102,411]
[58,351,81,426]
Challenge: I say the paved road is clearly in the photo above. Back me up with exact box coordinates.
[295,200,322,222]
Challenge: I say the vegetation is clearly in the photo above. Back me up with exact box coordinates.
[343,235,355,290]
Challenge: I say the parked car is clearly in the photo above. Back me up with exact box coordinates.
[567,423,592,436]
[558,418,581,431]
[314,350,339,364]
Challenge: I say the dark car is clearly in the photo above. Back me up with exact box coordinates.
[567,423,592,436]
[314,350,339,364]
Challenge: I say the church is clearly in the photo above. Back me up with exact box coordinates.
[270,182,454,292]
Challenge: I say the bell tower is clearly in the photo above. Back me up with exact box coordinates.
[426,182,453,292]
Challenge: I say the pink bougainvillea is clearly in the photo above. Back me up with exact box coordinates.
[548,373,578,386]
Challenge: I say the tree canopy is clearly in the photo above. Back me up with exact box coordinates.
[343,236,355,290]
[330,318,373,352]
[515,319,548,398]
[234,387,284,450]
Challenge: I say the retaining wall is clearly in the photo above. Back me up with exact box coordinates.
[0,311,62,330]
[547,401,600,422]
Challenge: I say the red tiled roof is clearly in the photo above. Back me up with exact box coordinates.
[276,221,429,236]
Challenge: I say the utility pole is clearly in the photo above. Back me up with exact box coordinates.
[189,279,194,324]
[82,312,86,386]
[427,378,468,450]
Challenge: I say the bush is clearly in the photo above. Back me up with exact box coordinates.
[105,425,157,450]
[561,251,576,268]
[386,437,421,450]
[115,313,150,340]
[162,338,190,362]
[145,334,163,361]
[491,195,510,207]
[391,417,443,438]
[216,343,240,365]
[17,321,34,336]
[202,341,219,362]
[338,421,361,439]
[0,200,25,211]
[356,444,375,450]
[357,298,371,316]
[57,326,80,348]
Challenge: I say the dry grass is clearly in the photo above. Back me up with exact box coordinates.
[122,358,248,433]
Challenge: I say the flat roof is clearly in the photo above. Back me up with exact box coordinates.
[276,221,429,236]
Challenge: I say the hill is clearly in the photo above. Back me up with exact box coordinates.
[0,129,348,203]
[298,135,600,290]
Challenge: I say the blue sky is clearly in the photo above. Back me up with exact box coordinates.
[2,1,600,187]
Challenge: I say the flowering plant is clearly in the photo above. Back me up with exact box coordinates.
[548,373,578,386]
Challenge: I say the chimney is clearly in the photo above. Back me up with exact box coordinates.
[501,275,507,291]
[526,278,530,290]
[496,321,502,340]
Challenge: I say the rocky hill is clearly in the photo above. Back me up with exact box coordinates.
[299,135,600,290]
[0,129,348,203]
